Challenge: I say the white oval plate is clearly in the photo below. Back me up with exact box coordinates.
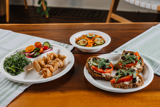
[0,44,75,84]
[84,53,154,93]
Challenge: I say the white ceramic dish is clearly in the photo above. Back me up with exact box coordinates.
[70,30,111,53]
[84,53,154,93]
[0,44,75,84]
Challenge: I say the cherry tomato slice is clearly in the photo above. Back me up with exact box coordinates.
[110,75,133,83]
[39,47,43,53]
[43,46,49,50]
[35,42,42,48]
[91,63,113,73]
[119,60,137,67]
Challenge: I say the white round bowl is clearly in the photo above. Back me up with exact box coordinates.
[70,30,111,53]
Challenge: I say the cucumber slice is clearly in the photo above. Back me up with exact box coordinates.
[86,34,95,38]
[94,38,104,45]
[43,41,51,48]
[77,39,88,46]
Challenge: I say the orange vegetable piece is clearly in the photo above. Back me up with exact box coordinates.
[25,45,35,52]
[39,47,43,53]
[110,75,133,84]
[135,52,140,60]
[91,63,113,73]
[119,60,138,67]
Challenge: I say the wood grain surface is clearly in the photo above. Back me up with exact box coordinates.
[0,23,159,107]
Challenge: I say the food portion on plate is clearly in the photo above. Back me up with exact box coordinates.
[86,56,113,81]
[114,50,144,73]
[3,41,67,79]
[85,50,145,89]
[4,52,31,76]
[28,52,66,78]
[23,41,52,58]
[110,69,144,89]
[75,33,105,47]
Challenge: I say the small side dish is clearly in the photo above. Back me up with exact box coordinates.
[4,52,31,76]
[75,33,105,47]
[86,56,113,81]
[110,69,144,89]
[114,50,144,73]
[22,41,52,58]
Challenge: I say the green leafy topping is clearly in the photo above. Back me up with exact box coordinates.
[114,69,137,83]
[4,52,31,76]
[92,58,110,69]
[136,59,142,65]
[119,53,141,67]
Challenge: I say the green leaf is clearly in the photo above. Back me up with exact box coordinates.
[96,58,110,69]
[113,69,137,83]
[136,59,142,64]
[44,1,47,6]
[115,75,120,83]
[129,58,135,63]
[40,4,42,8]
[45,11,49,16]
[46,7,51,12]
[37,7,41,14]
[4,52,31,76]
[41,11,45,16]
[38,0,41,5]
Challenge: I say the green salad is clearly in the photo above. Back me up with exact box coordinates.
[4,52,31,76]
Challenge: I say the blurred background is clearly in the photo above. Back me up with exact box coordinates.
[0,0,160,23]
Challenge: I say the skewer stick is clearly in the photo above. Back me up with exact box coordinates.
[27,66,34,71]
[39,75,44,79]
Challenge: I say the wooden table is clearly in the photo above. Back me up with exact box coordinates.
[0,23,159,107]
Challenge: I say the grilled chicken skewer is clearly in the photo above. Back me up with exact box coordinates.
[42,57,66,78]
[28,52,67,78]
[28,52,58,71]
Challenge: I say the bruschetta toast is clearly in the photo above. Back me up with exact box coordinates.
[114,50,144,73]
[110,69,144,89]
[86,56,113,81]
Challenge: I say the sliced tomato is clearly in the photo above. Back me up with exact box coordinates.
[35,42,42,48]
[43,46,49,50]
[110,75,133,83]
[39,47,43,53]
[119,60,137,67]
[91,63,113,73]
[25,45,35,52]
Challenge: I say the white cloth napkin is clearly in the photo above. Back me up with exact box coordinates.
[0,29,74,107]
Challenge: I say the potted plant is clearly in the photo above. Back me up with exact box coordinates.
[37,0,50,17]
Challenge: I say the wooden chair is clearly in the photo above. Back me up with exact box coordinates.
[106,0,160,23]
[6,0,48,22]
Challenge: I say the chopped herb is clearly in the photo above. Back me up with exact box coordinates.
[93,58,110,69]
[120,53,141,67]
[4,52,31,76]
[114,69,137,83]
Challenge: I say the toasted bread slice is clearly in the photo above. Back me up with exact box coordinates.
[111,74,144,89]
[86,56,113,81]
[114,50,144,73]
